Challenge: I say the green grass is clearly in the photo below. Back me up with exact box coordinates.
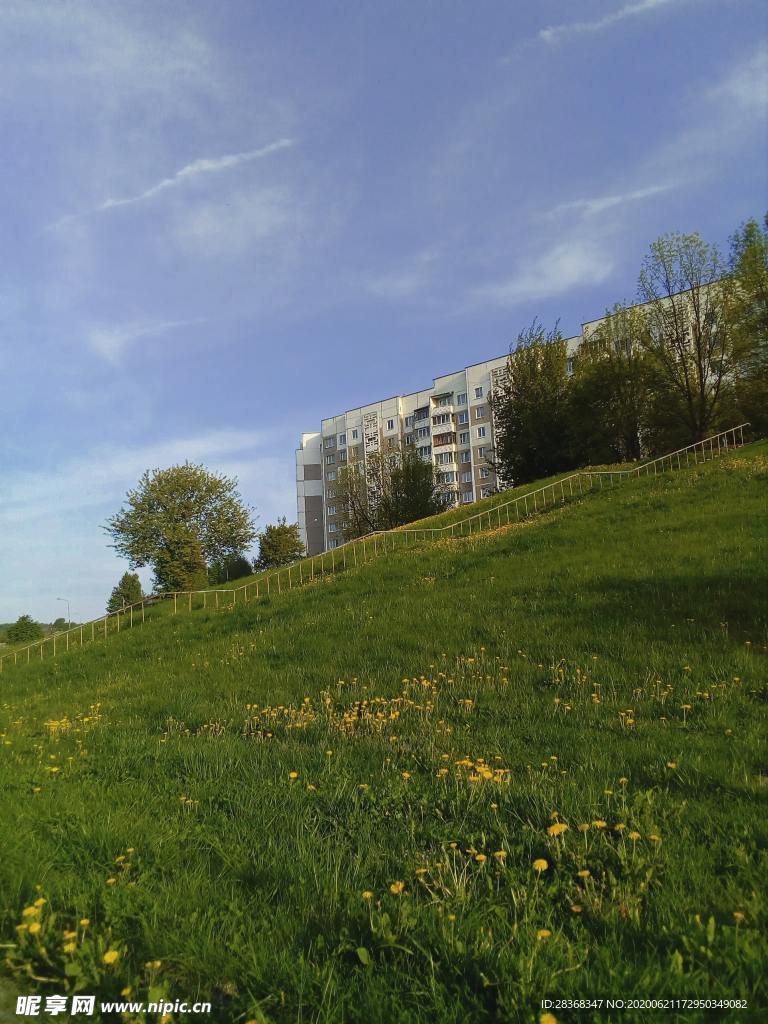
[1,444,766,1023]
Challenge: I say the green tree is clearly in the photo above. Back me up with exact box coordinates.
[725,215,768,436]
[638,233,733,444]
[492,321,578,484]
[570,303,650,463]
[336,445,443,540]
[105,463,257,592]
[208,553,253,584]
[255,519,305,570]
[106,571,144,613]
[7,614,43,643]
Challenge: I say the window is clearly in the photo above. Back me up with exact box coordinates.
[414,407,429,421]
[325,453,335,465]
[433,431,455,446]
[387,437,398,449]
[461,471,472,483]
[437,395,452,407]
[474,406,485,420]
[387,418,395,431]
[338,450,347,463]
[457,392,467,405]
[432,413,451,426]
[435,452,454,465]
[326,470,336,481]
[338,433,347,446]
[462,491,473,503]
[459,431,470,445]
[328,538,339,548]
[416,425,430,439]
[566,357,575,375]
[417,445,432,459]
[327,505,337,516]
[328,523,337,533]
[474,386,484,398]
[480,467,491,479]
[404,433,414,446]
[438,471,457,484]
[404,415,413,428]
[478,446,486,459]
[327,488,336,498]
[324,437,334,448]
[477,426,486,439]
[480,487,493,499]
[460,450,471,463]
[352,428,359,440]
[457,411,469,425]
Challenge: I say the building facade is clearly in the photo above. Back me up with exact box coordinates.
[296,341,580,555]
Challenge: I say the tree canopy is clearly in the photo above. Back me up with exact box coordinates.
[255,519,305,570]
[7,614,43,643]
[107,571,144,613]
[105,463,257,592]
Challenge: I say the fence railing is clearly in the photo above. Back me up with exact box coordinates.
[0,423,749,675]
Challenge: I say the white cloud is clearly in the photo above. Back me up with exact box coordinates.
[470,241,614,307]
[48,140,294,230]
[539,0,680,45]
[542,183,675,219]
[172,185,297,260]
[0,429,296,621]
[87,319,204,365]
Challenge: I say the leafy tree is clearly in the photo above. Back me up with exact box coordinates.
[638,233,733,443]
[725,215,768,436]
[492,321,578,484]
[105,463,257,592]
[107,571,144,613]
[52,617,68,631]
[570,303,650,463]
[336,445,443,539]
[208,553,253,584]
[255,519,305,569]
[7,614,43,643]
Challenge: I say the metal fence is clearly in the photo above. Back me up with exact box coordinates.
[0,423,750,675]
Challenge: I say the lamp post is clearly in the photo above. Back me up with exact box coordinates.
[56,597,71,630]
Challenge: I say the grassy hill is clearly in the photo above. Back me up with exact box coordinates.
[1,444,766,1023]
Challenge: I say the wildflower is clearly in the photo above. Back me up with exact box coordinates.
[540,1015,558,1024]
[390,881,405,895]
[618,777,628,785]
[28,922,42,934]
[577,869,591,878]
[490,803,498,810]
[493,850,507,861]
[79,918,90,927]
[570,904,583,913]
[733,911,745,923]
[592,820,607,829]
[106,878,117,886]
[103,950,120,965]
[475,853,487,864]
[401,771,411,780]
[577,823,589,833]
[63,942,76,953]
[666,762,678,769]
[604,789,613,796]
[614,823,626,832]
[628,831,641,841]
[63,930,77,939]
[649,834,662,842]
[532,858,548,873]
[307,783,317,792]
[288,771,299,780]
[33,898,46,908]
[126,848,135,854]
[15,924,28,933]
[21,906,39,918]
[536,929,552,940]
[361,891,374,901]
[547,823,568,837]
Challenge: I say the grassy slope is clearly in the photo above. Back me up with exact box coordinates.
[0,445,766,1023]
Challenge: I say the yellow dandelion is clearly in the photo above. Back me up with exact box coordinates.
[390,881,405,895]
[577,823,589,833]
[532,858,549,873]
[540,1014,558,1024]
[570,904,583,913]
[106,877,117,885]
[536,929,552,940]
[475,853,487,864]
[618,777,628,785]
[577,869,591,878]
[28,922,42,934]
[288,771,299,780]
[33,897,46,908]
[547,822,568,837]
[79,918,90,927]
[649,834,662,842]
[592,820,607,829]
[628,831,641,841]
[666,762,678,769]
[63,930,77,939]
[21,906,39,918]
[63,942,77,953]
[15,924,28,933]
[361,891,374,901]
[733,911,745,923]
[493,850,507,860]
[614,823,626,832]
[102,950,120,965]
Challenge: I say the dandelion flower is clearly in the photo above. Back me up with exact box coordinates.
[102,950,120,965]
[577,869,591,878]
[592,820,607,829]
[361,891,374,901]
[570,904,583,913]
[547,823,568,837]
[106,878,117,886]
[390,881,405,895]
[28,923,42,935]
[532,858,549,873]
[63,942,76,953]
[628,831,641,841]
[21,907,39,918]
[614,823,626,832]
[475,853,487,864]
[540,1014,558,1024]
[79,918,90,927]
[577,823,589,833]
[536,929,552,940]
[666,762,678,769]
[288,771,299,780]
[733,911,745,923]
[33,898,46,908]
[493,850,507,860]
[649,834,662,842]
[618,777,628,785]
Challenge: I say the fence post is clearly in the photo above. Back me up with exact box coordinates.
[174,593,178,615]
[141,603,145,624]
[188,592,192,612]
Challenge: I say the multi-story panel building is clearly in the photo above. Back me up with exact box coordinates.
[296,344,580,555]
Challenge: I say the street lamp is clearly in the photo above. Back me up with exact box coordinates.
[56,597,71,630]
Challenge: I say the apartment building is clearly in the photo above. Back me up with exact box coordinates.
[296,342,580,555]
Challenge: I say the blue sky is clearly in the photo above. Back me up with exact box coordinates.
[1,0,766,623]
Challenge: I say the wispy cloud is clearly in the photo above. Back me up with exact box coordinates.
[540,0,680,46]
[470,241,614,308]
[87,319,204,365]
[542,183,675,219]
[48,139,294,229]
